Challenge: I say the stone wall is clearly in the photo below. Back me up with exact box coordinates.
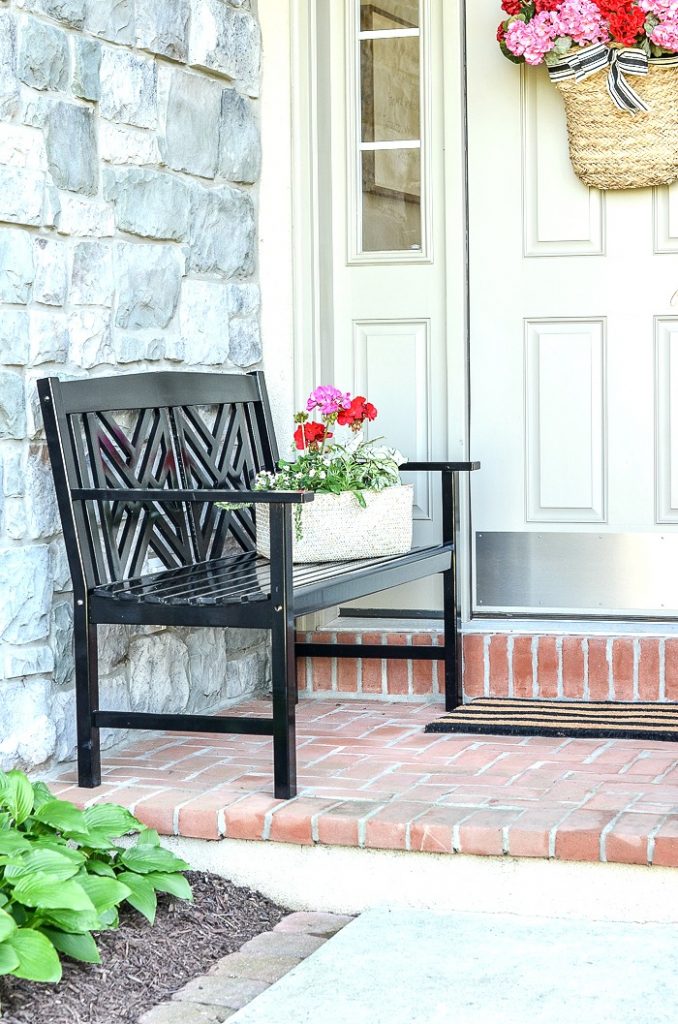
[0,0,270,771]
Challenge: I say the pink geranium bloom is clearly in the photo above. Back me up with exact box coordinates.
[306,386,352,415]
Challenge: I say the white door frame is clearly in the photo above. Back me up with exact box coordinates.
[258,0,474,621]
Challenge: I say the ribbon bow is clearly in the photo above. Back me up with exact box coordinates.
[549,44,649,114]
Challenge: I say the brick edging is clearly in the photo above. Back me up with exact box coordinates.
[138,912,355,1023]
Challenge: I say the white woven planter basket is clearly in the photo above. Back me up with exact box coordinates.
[256,485,414,563]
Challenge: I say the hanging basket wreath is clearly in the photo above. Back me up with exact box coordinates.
[497,1,678,190]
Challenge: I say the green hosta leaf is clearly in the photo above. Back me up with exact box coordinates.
[120,845,190,875]
[34,799,88,835]
[118,872,157,924]
[83,804,140,838]
[32,840,86,866]
[144,871,193,902]
[31,782,54,812]
[5,849,81,884]
[137,827,161,847]
[77,875,130,914]
[39,909,101,935]
[0,833,32,856]
[75,828,118,852]
[8,929,62,983]
[40,928,101,965]
[0,941,20,975]
[86,859,116,878]
[11,877,95,912]
[10,904,28,927]
[96,907,119,931]
[2,772,35,826]
[0,908,17,944]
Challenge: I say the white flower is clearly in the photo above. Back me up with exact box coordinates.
[309,468,316,478]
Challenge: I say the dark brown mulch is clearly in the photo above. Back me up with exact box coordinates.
[0,871,289,1024]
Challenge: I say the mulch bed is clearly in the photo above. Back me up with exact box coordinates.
[0,872,289,1024]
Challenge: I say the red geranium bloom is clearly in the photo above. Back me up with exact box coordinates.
[337,396,378,428]
[294,421,332,450]
[501,0,522,13]
[597,0,646,46]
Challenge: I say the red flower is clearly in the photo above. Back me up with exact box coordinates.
[501,0,522,13]
[337,396,378,429]
[597,0,646,46]
[497,21,506,42]
[535,0,560,10]
[294,421,332,450]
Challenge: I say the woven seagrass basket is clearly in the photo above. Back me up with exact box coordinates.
[256,484,414,563]
[554,60,678,189]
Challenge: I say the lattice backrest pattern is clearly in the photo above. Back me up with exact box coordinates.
[64,394,273,586]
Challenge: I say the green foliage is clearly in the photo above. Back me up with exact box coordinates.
[255,438,404,524]
[0,771,192,984]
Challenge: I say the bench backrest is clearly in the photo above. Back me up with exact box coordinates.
[38,371,278,590]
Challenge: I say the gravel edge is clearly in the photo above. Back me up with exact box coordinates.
[138,912,356,1023]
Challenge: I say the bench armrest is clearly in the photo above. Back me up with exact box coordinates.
[71,487,315,505]
[405,461,480,472]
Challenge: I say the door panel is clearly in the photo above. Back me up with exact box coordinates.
[468,5,678,617]
[324,0,448,611]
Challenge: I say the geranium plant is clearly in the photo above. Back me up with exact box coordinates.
[254,386,405,528]
[497,1,678,66]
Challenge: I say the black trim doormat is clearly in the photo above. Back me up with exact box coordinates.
[424,699,678,742]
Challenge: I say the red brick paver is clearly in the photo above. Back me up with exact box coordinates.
[50,699,678,869]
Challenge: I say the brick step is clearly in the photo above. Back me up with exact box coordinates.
[298,628,678,704]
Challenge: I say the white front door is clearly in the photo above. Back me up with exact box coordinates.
[467,4,678,618]
[319,0,467,611]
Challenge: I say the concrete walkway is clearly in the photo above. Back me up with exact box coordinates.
[228,907,678,1024]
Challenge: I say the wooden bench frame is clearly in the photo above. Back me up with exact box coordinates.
[38,370,479,800]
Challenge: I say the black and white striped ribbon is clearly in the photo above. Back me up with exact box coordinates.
[548,44,678,114]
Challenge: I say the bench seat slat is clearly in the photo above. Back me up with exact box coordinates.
[92,546,452,610]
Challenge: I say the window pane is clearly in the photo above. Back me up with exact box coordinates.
[362,148,421,253]
[360,0,419,30]
[361,37,420,144]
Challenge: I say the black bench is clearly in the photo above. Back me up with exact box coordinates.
[39,370,479,799]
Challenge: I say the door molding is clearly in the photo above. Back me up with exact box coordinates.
[259,0,474,621]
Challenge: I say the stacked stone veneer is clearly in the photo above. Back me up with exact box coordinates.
[0,0,270,771]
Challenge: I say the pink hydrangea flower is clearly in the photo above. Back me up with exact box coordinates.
[503,0,608,65]
[554,0,608,46]
[639,0,678,51]
[505,12,560,64]
[306,386,352,416]
[648,20,678,48]
[638,0,678,15]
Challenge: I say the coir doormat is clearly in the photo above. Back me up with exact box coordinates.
[425,698,678,742]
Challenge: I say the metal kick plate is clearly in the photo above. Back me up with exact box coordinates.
[475,532,678,616]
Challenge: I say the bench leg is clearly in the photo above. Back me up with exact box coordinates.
[271,608,297,800]
[443,567,462,712]
[74,604,101,788]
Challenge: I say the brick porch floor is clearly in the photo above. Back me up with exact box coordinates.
[50,698,678,868]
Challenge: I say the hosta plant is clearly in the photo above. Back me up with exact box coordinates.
[0,770,192,984]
